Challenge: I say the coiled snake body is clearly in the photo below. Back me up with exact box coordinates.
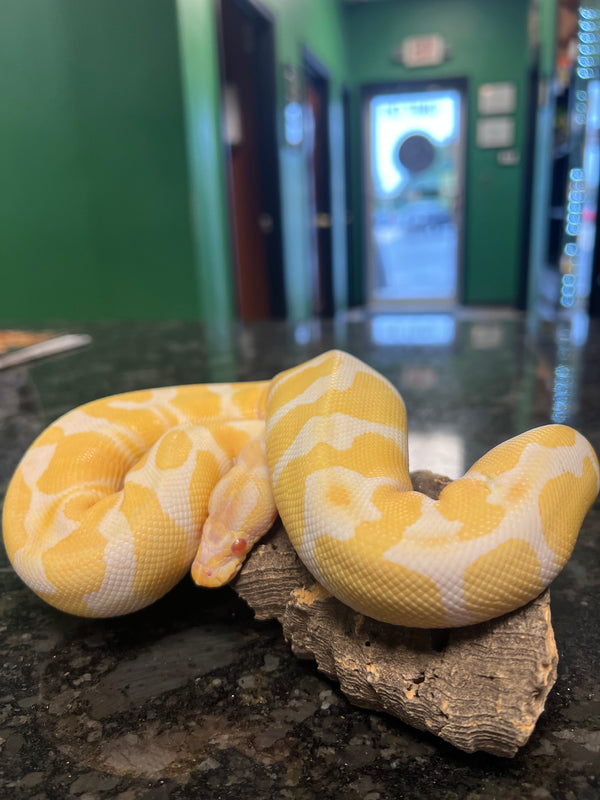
[3,350,598,627]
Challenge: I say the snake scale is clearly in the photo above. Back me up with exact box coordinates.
[3,350,599,628]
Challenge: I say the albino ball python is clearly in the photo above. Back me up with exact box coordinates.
[3,350,599,628]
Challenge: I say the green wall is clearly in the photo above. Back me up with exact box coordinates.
[0,0,199,322]
[0,0,550,322]
[344,0,533,306]
[0,0,350,323]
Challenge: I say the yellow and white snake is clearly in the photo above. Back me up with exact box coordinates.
[3,350,598,628]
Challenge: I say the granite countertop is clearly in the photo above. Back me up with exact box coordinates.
[1,313,598,799]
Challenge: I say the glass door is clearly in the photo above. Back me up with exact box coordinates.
[364,81,466,306]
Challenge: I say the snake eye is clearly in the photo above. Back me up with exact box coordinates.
[231,537,247,556]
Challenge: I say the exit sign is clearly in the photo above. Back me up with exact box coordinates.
[395,35,448,68]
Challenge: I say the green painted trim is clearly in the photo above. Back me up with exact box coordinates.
[176,0,235,322]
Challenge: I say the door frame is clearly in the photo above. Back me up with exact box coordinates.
[361,77,469,308]
[214,0,286,319]
[342,85,355,307]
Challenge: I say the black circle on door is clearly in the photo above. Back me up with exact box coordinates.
[397,134,435,173]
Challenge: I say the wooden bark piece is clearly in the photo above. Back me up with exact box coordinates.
[233,471,558,758]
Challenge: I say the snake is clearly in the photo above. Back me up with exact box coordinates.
[2,349,599,628]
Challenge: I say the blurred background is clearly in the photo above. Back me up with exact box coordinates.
[0,0,598,326]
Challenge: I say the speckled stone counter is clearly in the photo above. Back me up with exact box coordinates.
[1,312,599,799]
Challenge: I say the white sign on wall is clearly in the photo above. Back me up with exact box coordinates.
[478,82,517,115]
[476,116,515,149]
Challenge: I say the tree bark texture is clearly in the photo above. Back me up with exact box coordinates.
[233,471,559,758]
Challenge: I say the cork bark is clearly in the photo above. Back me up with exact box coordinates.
[233,471,558,758]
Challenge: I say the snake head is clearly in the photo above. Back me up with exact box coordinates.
[191,519,249,588]
[191,434,277,589]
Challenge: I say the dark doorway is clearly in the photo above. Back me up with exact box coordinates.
[517,60,540,310]
[304,50,334,318]
[342,86,355,305]
[217,0,285,320]
[590,221,600,317]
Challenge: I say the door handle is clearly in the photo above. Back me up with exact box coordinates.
[258,213,274,234]
[315,212,332,229]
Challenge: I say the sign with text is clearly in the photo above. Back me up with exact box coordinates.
[395,35,447,68]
